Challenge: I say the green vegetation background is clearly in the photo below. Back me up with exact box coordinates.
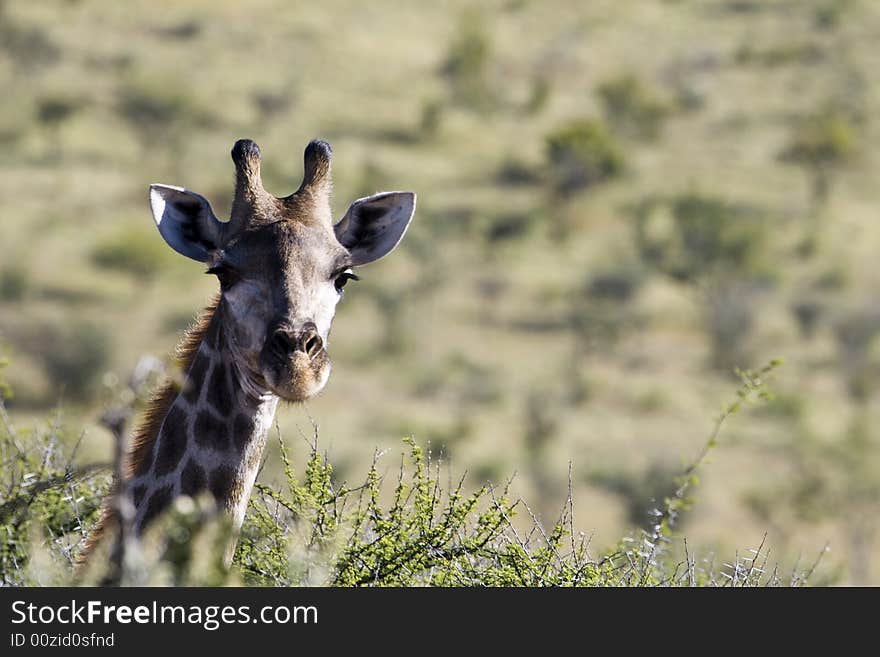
[1,0,878,584]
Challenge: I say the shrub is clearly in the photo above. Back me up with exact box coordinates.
[496,157,541,187]
[586,266,644,303]
[0,359,826,586]
[483,212,536,243]
[780,110,856,171]
[633,192,769,283]
[442,11,494,111]
[722,0,762,13]
[35,95,82,127]
[734,42,824,67]
[674,82,706,112]
[0,265,28,301]
[568,263,645,354]
[791,298,824,339]
[596,74,671,140]
[0,402,108,585]
[0,7,59,71]
[779,107,857,211]
[236,361,806,586]
[814,1,852,30]
[545,119,625,196]
[633,192,771,370]
[154,20,202,41]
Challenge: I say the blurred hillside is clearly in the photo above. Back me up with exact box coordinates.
[1,0,879,583]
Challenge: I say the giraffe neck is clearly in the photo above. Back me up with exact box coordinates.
[128,312,279,535]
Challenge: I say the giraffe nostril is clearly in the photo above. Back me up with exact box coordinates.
[300,322,323,359]
[304,334,322,358]
[270,329,296,359]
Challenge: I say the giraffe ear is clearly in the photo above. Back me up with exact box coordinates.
[334,192,416,266]
[149,184,224,262]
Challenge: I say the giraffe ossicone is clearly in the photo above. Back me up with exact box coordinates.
[82,138,415,563]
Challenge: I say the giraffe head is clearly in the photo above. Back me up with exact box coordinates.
[149,138,415,402]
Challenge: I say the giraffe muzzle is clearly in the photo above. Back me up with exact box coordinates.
[260,321,331,401]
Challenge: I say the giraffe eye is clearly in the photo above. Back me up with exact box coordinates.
[334,269,359,292]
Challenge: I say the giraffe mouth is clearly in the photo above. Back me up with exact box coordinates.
[261,348,332,402]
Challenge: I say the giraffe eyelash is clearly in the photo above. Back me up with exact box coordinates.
[334,269,359,292]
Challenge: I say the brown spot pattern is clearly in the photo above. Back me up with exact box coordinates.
[184,353,211,404]
[180,460,207,497]
[206,321,223,351]
[207,360,233,413]
[194,410,229,450]
[232,413,255,451]
[154,405,188,476]
[209,465,235,503]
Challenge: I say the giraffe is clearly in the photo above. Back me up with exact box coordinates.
[81,138,415,566]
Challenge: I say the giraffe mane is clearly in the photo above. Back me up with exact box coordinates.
[77,295,219,572]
